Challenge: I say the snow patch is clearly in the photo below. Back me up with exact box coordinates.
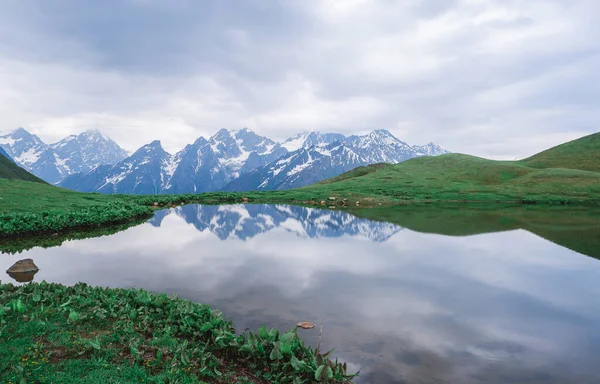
[280,132,309,151]
[16,148,42,165]
[0,137,17,146]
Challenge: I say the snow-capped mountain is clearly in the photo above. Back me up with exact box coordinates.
[61,140,172,194]
[412,142,448,156]
[149,204,403,242]
[223,141,367,191]
[281,132,346,152]
[0,128,59,182]
[57,127,448,194]
[0,128,128,184]
[345,129,419,163]
[208,128,287,178]
[50,130,128,175]
[60,129,289,194]
[224,129,449,191]
[165,128,286,193]
[163,137,228,193]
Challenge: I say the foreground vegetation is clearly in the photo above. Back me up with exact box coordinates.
[0,282,355,383]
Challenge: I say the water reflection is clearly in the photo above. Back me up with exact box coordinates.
[149,204,402,241]
[1,204,600,383]
[7,270,38,283]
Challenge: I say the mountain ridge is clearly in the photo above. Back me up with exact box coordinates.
[59,128,448,194]
[0,128,128,184]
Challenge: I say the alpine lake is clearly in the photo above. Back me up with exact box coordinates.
[2,204,600,384]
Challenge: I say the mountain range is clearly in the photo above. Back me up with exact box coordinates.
[0,127,448,193]
[0,128,128,184]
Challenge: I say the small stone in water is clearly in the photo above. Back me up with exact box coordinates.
[7,259,39,274]
[297,322,315,329]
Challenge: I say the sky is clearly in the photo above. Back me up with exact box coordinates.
[0,0,598,159]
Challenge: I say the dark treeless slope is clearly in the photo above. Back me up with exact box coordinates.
[0,149,46,183]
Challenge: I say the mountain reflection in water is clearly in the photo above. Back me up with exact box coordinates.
[148,204,403,241]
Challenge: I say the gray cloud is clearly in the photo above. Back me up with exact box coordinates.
[0,0,597,157]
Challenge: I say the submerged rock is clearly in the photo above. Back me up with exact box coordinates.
[6,259,39,283]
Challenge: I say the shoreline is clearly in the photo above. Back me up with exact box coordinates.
[0,281,356,383]
[2,191,599,240]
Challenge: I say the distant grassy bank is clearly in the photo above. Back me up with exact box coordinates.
[0,282,355,383]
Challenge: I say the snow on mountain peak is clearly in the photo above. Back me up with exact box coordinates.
[280,131,345,152]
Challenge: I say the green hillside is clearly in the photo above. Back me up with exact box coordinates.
[519,131,600,172]
[0,151,46,183]
[0,179,124,213]
[305,132,600,204]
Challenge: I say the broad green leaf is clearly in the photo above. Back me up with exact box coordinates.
[68,310,79,322]
[315,364,334,382]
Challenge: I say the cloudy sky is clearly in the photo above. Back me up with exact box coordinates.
[0,0,597,158]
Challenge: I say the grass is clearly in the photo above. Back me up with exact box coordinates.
[519,130,600,172]
[0,282,356,383]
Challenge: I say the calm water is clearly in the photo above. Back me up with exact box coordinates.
[2,204,600,384]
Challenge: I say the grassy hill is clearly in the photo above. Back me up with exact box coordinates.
[307,132,600,204]
[519,132,600,172]
[0,149,46,183]
[0,178,126,213]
